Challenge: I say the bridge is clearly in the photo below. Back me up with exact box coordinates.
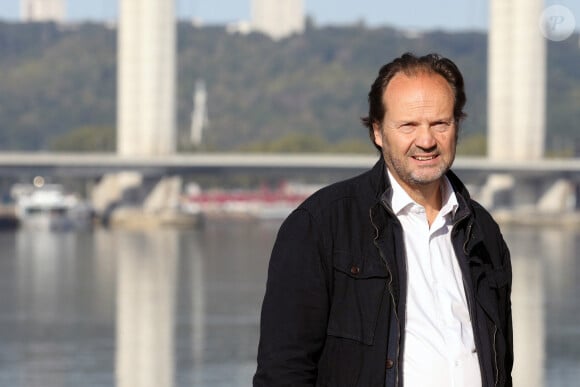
[1,151,579,213]
[3,151,579,222]
[1,152,580,179]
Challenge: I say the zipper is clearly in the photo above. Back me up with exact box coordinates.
[451,208,471,255]
[382,262,401,387]
[370,205,401,387]
[457,213,502,386]
[462,221,473,255]
[461,275,488,387]
[453,215,490,386]
[492,325,499,386]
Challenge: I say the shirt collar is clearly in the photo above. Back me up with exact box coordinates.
[387,169,458,217]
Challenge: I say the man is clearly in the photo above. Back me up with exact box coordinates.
[254,53,513,387]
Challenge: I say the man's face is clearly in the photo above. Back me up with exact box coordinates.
[372,72,457,194]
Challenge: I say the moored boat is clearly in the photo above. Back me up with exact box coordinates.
[12,183,93,231]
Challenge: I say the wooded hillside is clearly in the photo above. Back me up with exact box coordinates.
[0,21,578,156]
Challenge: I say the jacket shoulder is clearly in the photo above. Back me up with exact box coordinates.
[468,199,511,265]
[298,167,378,217]
[470,200,502,232]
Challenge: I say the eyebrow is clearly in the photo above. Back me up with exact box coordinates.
[390,117,454,126]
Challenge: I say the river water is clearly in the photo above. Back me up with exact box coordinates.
[0,219,578,387]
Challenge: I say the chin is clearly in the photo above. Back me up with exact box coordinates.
[410,170,447,185]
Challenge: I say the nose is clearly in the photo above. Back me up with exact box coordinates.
[414,125,437,150]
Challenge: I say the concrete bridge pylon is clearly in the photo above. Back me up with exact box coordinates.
[117,0,176,157]
[487,0,546,162]
[104,0,183,227]
[480,0,570,217]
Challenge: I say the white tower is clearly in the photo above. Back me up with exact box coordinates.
[252,0,304,40]
[21,0,65,23]
[117,0,176,156]
[488,0,546,161]
[190,79,209,147]
[116,232,177,387]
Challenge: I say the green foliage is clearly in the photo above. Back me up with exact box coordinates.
[239,132,328,153]
[50,125,115,151]
[0,21,579,156]
[238,132,375,154]
[0,22,115,150]
[457,133,487,156]
[330,138,376,154]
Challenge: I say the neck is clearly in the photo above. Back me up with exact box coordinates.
[391,174,443,226]
[411,183,442,225]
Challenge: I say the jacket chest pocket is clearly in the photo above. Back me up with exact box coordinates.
[326,251,388,345]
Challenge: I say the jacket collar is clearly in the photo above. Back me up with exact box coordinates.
[369,156,473,217]
[445,169,485,255]
[368,156,389,200]
[370,158,484,250]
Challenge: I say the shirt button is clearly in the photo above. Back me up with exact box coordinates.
[386,359,394,369]
[350,265,360,275]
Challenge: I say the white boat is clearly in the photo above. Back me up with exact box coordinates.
[13,184,93,231]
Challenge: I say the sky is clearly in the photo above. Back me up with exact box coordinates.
[0,0,579,32]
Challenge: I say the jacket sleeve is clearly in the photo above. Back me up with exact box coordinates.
[253,208,330,386]
[502,237,514,387]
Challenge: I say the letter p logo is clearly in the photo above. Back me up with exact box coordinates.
[540,5,576,42]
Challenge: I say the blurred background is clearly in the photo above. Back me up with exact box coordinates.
[0,0,579,386]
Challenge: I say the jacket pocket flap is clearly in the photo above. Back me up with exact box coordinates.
[332,251,387,279]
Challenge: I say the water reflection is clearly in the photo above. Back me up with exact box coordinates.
[115,231,178,387]
[506,226,580,386]
[181,220,273,386]
[0,222,578,386]
[14,231,80,387]
[8,230,115,387]
[16,231,78,322]
[190,230,206,384]
[510,228,545,387]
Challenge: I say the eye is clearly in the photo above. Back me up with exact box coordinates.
[432,120,453,132]
[398,123,416,134]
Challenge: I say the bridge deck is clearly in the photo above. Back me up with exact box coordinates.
[0,152,579,179]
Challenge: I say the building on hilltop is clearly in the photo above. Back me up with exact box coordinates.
[251,0,304,40]
[21,0,65,23]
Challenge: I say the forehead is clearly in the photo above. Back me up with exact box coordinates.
[383,72,455,117]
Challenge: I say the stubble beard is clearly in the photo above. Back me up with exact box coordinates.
[383,148,455,187]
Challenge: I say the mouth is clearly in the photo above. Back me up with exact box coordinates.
[412,155,438,161]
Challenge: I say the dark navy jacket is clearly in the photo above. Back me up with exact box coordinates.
[254,158,513,387]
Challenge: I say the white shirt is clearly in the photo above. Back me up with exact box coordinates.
[387,170,481,387]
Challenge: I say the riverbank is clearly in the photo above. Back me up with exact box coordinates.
[492,209,580,228]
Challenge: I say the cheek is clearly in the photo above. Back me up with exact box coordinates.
[440,134,457,150]
[444,128,458,144]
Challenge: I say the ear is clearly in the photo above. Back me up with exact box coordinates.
[372,122,383,148]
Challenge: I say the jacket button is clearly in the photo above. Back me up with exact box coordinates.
[350,265,360,275]
[386,359,394,369]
